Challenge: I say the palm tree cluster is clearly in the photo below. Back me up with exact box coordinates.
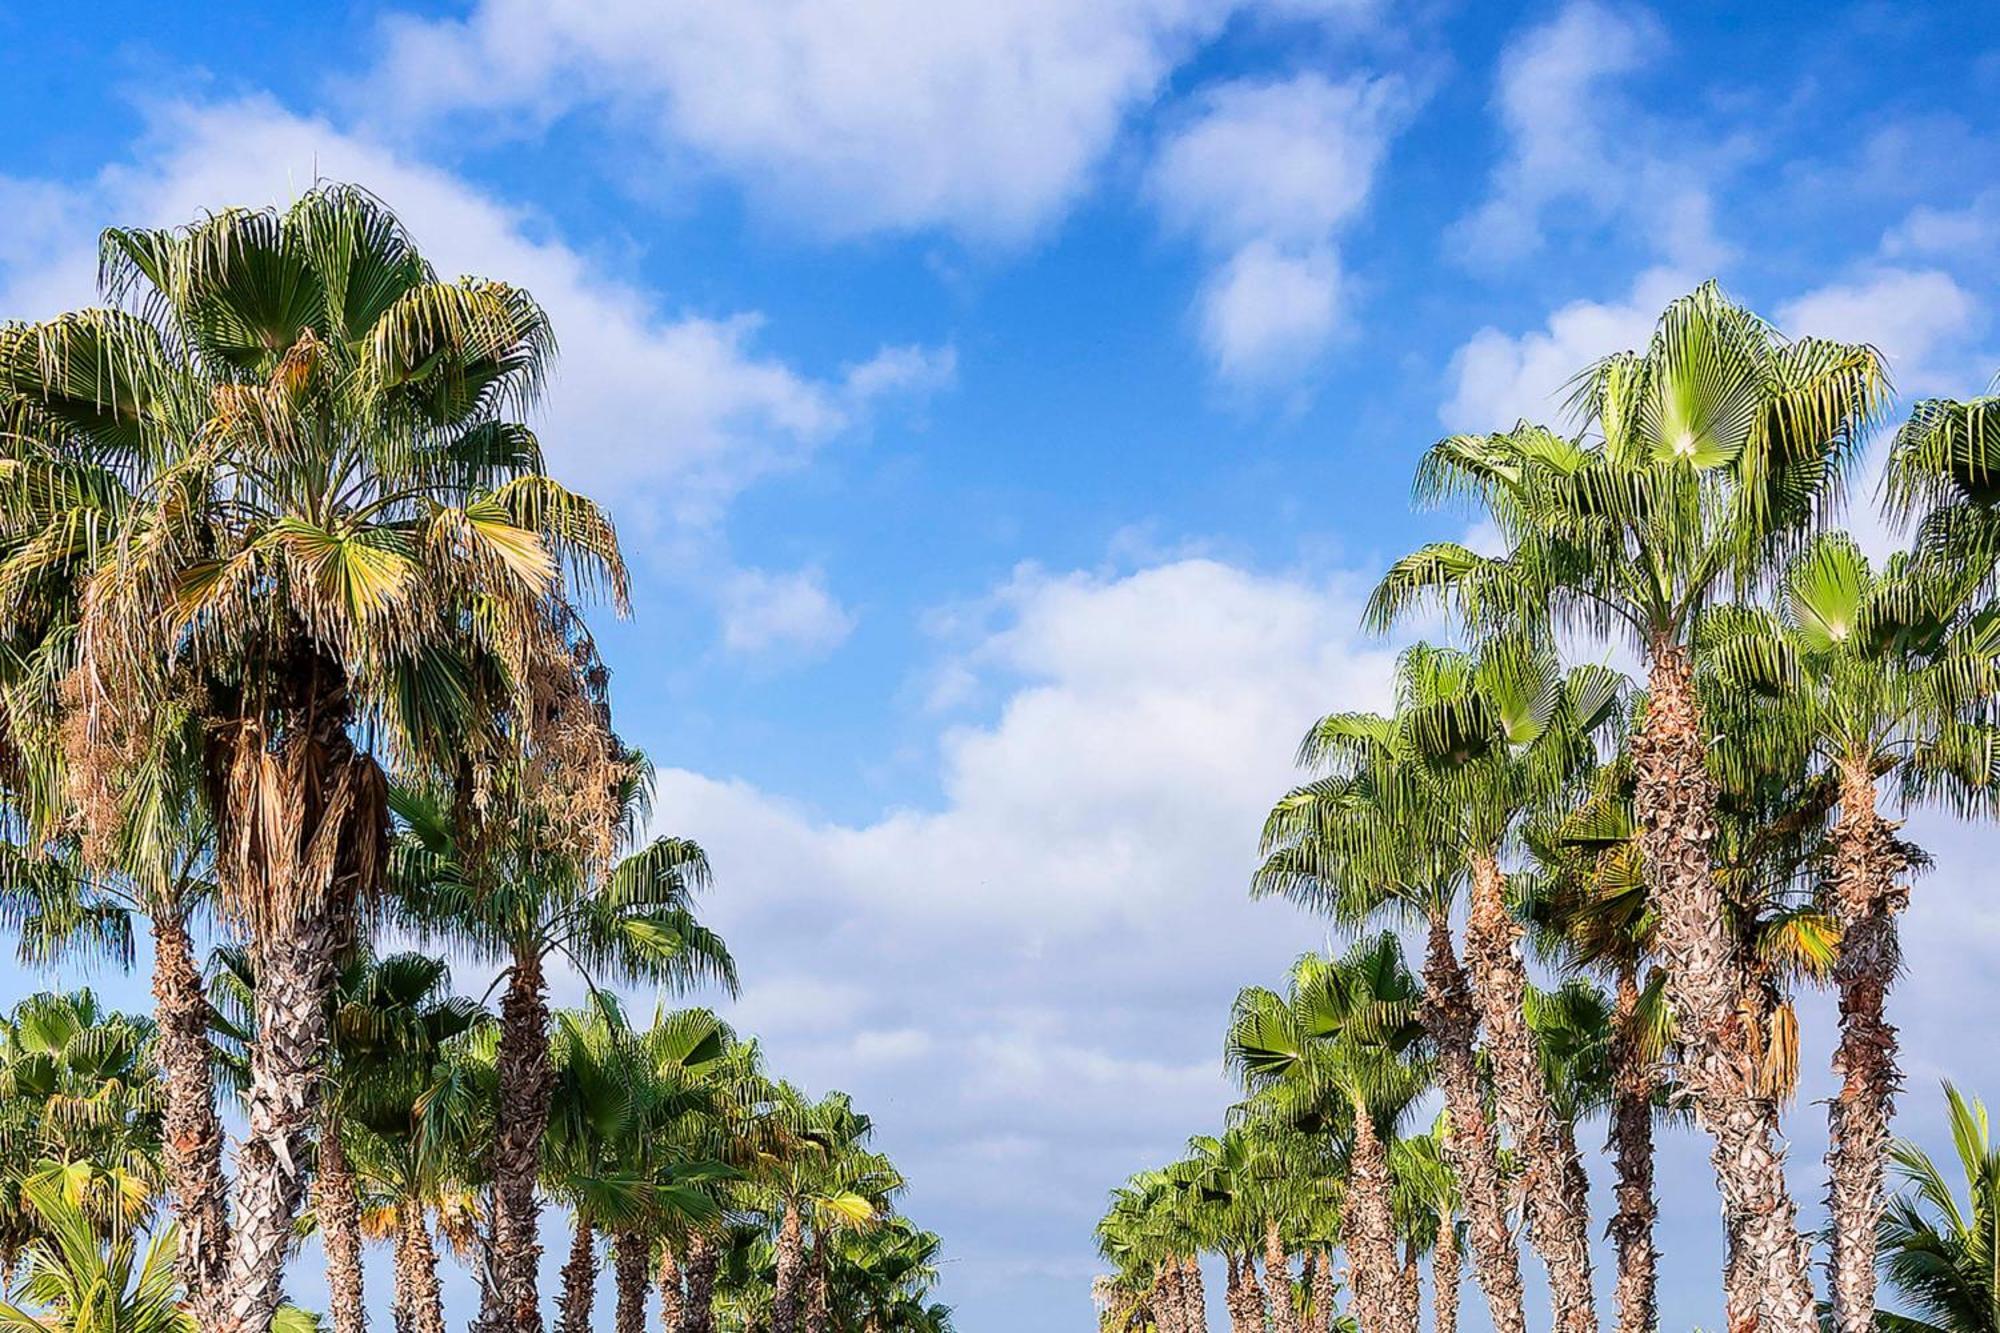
[1095,284,2000,1333]
[0,184,953,1332]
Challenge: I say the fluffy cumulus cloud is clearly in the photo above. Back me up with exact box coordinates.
[365,0,1252,245]
[646,556,1399,1301]
[1778,268,1986,396]
[0,98,947,532]
[718,566,859,659]
[1148,72,1406,383]
[1441,266,1694,430]
[1452,1,1726,270]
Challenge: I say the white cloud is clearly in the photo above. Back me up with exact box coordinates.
[365,0,1250,245]
[718,566,858,659]
[1452,2,1726,270]
[1883,189,2000,261]
[654,553,1396,1313]
[1441,266,1694,431]
[1147,72,1405,382]
[0,96,947,538]
[1777,267,1984,397]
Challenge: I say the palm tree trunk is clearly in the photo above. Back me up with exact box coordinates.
[556,1216,592,1328]
[556,1217,596,1333]
[1263,1219,1298,1333]
[1312,1248,1338,1333]
[1634,643,1817,1333]
[1238,1250,1267,1333]
[481,943,554,1333]
[218,892,346,1333]
[614,1229,648,1333]
[1465,852,1599,1333]
[151,909,230,1324]
[316,1109,367,1333]
[1419,908,1531,1333]
[661,1243,688,1333]
[1180,1253,1208,1333]
[683,1233,720,1333]
[1433,1219,1461,1333]
[1609,966,1659,1333]
[1347,1107,1412,1333]
[771,1201,806,1333]
[1825,759,1907,1333]
[1398,1241,1422,1333]
[393,1206,447,1333]
[805,1233,832,1333]
[1223,1253,1247,1333]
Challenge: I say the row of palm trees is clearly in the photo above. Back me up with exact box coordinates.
[0,968,954,1333]
[1096,282,2000,1333]
[0,182,951,1331]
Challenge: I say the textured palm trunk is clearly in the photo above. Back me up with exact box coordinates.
[806,1234,832,1333]
[771,1201,806,1333]
[683,1233,720,1333]
[1223,1253,1248,1333]
[317,1111,367,1333]
[151,910,230,1324]
[1634,643,1816,1333]
[1262,1219,1298,1333]
[1398,1242,1422,1333]
[556,1217,595,1333]
[1609,966,1659,1333]
[1150,1266,1181,1333]
[1419,909,1530,1333]
[614,1229,649,1333]
[392,1207,447,1333]
[1825,760,1906,1333]
[1433,1218,1461,1333]
[1239,1250,1268,1333]
[1312,1248,1338,1333]
[1180,1254,1208,1333]
[481,944,553,1333]
[1465,853,1599,1333]
[661,1243,688,1333]
[218,894,345,1333]
[1347,1109,1413,1333]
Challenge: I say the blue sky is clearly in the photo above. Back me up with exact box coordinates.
[3,2,1999,1329]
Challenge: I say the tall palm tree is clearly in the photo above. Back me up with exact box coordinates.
[1227,937,1428,1333]
[1702,533,2000,1333]
[392,756,734,1333]
[0,183,630,1333]
[751,1087,899,1333]
[1873,1083,2000,1333]
[1257,639,1618,1333]
[1368,282,1887,1333]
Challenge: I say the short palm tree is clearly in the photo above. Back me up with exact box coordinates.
[1702,532,2000,1333]
[0,992,163,1267]
[1874,1084,2000,1333]
[0,1178,185,1333]
[1368,282,1887,1333]
[1228,936,1428,1333]
[391,755,733,1333]
[1388,1126,1461,1333]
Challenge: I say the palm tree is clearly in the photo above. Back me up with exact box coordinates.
[0,183,630,1333]
[1228,936,1428,1333]
[1873,1083,2000,1333]
[1701,532,2000,1333]
[1388,1126,1461,1333]
[1368,282,1887,1333]
[392,756,734,1333]
[329,955,490,1333]
[0,991,163,1267]
[750,1087,899,1333]
[1257,639,1618,1333]
[0,1178,185,1333]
